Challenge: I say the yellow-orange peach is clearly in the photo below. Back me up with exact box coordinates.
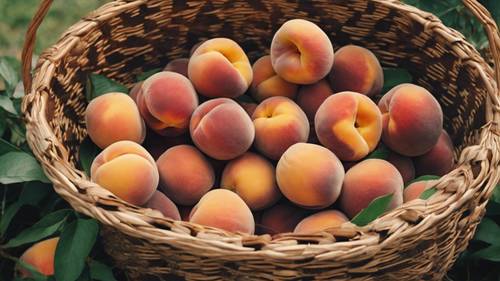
[190,98,255,160]
[190,41,204,56]
[142,129,191,160]
[271,19,334,84]
[250,55,298,102]
[329,45,383,97]
[129,81,143,103]
[157,145,215,205]
[296,80,333,121]
[145,191,181,220]
[164,58,189,77]
[139,71,198,136]
[91,140,158,205]
[86,92,146,149]
[221,152,281,210]
[189,189,255,234]
[257,201,310,235]
[404,180,438,202]
[339,159,403,218]
[293,210,348,234]
[276,143,344,209]
[315,91,382,161]
[378,83,443,156]
[252,96,309,160]
[386,151,415,184]
[414,130,454,176]
[188,38,252,98]
[19,238,59,277]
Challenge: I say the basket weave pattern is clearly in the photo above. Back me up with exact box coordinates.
[21,0,500,280]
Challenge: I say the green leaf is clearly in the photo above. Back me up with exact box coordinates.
[55,218,99,281]
[0,56,20,94]
[474,217,500,245]
[473,245,500,262]
[490,184,500,204]
[0,182,51,235]
[0,152,49,184]
[136,68,162,82]
[405,175,441,188]
[0,201,23,236]
[3,209,71,248]
[366,144,390,160]
[420,187,438,200]
[79,138,101,177]
[89,260,117,281]
[0,95,18,115]
[0,137,22,155]
[86,74,127,102]
[351,194,394,226]
[381,68,413,94]
[486,201,500,215]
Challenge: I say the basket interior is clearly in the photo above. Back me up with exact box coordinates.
[40,0,487,166]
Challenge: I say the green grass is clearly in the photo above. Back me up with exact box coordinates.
[0,0,108,57]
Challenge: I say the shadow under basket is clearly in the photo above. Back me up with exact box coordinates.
[21,0,500,280]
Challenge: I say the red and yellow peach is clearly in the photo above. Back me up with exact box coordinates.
[250,55,298,102]
[276,143,344,209]
[293,210,348,234]
[315,91,382,161]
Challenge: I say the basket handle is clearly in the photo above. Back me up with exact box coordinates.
[21,0,53,95]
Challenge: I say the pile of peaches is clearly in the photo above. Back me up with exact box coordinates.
[85,19,454,235]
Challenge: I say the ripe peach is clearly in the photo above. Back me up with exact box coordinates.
[139,71,198,136]
[329,45,383,97]
[315,91,382,161]
[188,38,252,98]
[378,83,443,156]
[250,55,298,102]
[257,201,310,235]
[294,210,348,234]
[404,180,438,202]
[190,98,255,160]
[414,130,454,176]
[157,145,214,206]
[386,151,415,184]
[252,96,309,160]
[221,152,281,210]
[276,143,344,209]
[296,79,333,121]
[19,238,59,277]
[85,92,146,149]
[145,191,181,220]
[164,58,189,77]
[339,159,403,218]
[189,189,255,234]
[271,19,334,84]
[91,141,158,205]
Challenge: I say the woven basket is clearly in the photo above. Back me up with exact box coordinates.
[21,0,500,280]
